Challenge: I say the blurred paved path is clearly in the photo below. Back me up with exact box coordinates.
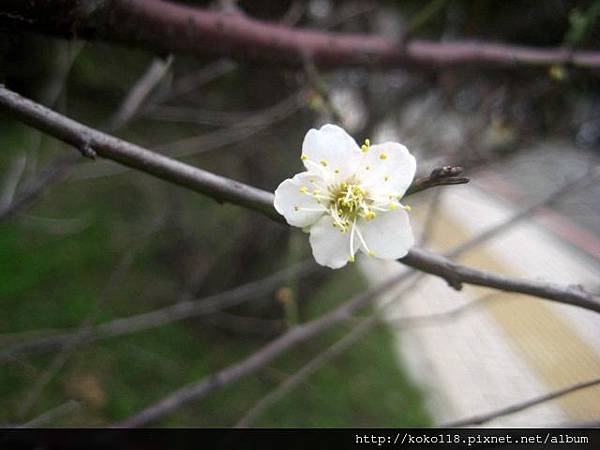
[361,143,600,425]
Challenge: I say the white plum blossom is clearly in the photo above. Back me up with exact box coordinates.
[274,124,416,269]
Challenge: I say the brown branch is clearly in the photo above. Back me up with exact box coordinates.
[405,166,469,196]
[401,247,600,313]
[106,55,174,131]
[19,400,81,428]
[442,377,600,427]
[1,0,600,70]
[0,85,278,219]
[0,262,318,363]
[0,154,80,223]
[115,273,407,427]
[0,85,599,316]
[16,208,169,420]
[235,315,378,427]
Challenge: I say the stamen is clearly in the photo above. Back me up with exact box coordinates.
[379,153,388,160]
[361,138,371,153]
[350,218,357,258]
[304,159,327,173]
[354,225,372,256]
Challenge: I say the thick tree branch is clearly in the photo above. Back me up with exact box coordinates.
[401,248,600,313]
[1,85,599,316]
[1,0,600,70]
[0,85,278,220]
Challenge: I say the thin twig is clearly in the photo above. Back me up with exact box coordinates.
[0,155,28,210]
[303,57,344,124]
[442,377,600,427]
[19,400,81,428]
[447,168,599,257]
[106,55,174,131]
[0,154,80,223]
[152,60,236,104]
[16,209,168,420]
[0,261,318,363]
[235,315,378,427]
[405,166,469,196]
[115,273,409,427]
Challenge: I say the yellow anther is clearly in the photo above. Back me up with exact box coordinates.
[379,153,388,160]
[364,211,376,221]
[334,169,340,174]
[299,186,309,193]
[320,160,328,167]
[300,154,308,161]
[404,204,412,212]
[361,138,371,153]
[348,255,355,263]
[389,203,397,210]
[368,251,376,257]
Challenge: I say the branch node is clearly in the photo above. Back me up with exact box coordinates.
[445,274,463,290]
[78,137,97,160]
[431,165,463,178]
[405,165,469,196]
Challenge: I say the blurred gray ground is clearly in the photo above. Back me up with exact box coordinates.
[486,140,600,238]
[361,138,600,427]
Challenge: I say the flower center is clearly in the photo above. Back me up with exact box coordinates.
[328,182,374,232]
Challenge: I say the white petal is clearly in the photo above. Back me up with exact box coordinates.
[358,142,416,198]
[274,172,327,228]
[301,124,361,181]
[308,215,353,269]
[358,207,414,259]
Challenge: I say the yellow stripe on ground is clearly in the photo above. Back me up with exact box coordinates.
[424,206,600,421]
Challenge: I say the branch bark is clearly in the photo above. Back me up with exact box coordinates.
[442,377,600,427]
[1,0,600,70]
[1,85,599,316]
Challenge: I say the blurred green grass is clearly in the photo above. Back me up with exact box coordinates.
[0,200,430,426]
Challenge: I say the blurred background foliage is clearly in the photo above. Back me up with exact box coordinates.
[0,0,599,426]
